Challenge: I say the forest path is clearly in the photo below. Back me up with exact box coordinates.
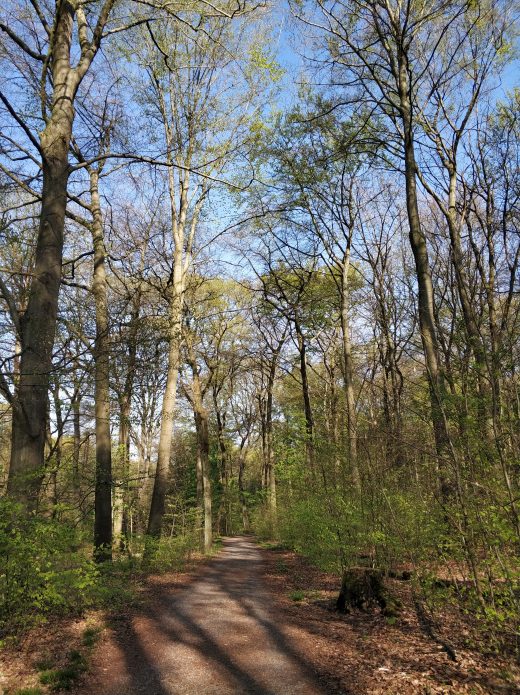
[77,536,327,695]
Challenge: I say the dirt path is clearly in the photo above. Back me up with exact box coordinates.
[78,537,328,695]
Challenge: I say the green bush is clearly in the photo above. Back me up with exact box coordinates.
[250,505,279,541]
[274,481,447,577]
[0,500,98,634]
[141,531,199,572]
[277,491,363,572]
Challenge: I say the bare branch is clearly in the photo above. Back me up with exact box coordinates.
[0,91,43,155]
[0,22,45,60]
[0,273,22,336]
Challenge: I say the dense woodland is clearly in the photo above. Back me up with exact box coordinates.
[0,0,519,657]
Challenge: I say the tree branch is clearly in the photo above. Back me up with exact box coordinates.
[0,91,43,155]
[0,22,45,60]
[0,273,22,336]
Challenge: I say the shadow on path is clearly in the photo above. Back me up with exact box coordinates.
[82,537,328,695]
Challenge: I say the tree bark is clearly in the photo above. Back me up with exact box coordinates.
[238,448,249,533]
[72,389,81,500]
[214,395,230,535]
[6,0,115,507]
[294,319,315,473]
[187,349,212,552]
[146,288,181,538]
[397,49,450,495]
[266,369,277,515]
[8,136,71,505]
[445,175,492,437]
[145,88,199,537]
[114,288,141,547]
[339,251,360,492]
[90,169,112,561]
[197,409,212,553]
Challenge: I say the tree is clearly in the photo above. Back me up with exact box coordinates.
[129,7,274,539]
[1,0,118,505]
[250,305,288,517]
[266,110,369,490]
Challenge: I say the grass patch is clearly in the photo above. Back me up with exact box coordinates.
[289,590,305,602]
[497,668,515,682]
[275,559,289,573]
[82,625,102,649]
[34,657,54,671]
[260,541,288,551]
[38,650,87,691]
[31,623,101,693]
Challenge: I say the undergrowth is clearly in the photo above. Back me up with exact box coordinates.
[0,499,200,640]
[252,484,520,656]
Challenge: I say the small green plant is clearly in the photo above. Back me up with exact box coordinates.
[34,656,54,671]
[275,559,288,573]
[39,671,58,686]
[260,541,287,551]
[39,650,87,691]
[289,590,305,601]
[12,689,44,695]
[82,625,101,649]
[496,668,514,682]
[90,561,138,611]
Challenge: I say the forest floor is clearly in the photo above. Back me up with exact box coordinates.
[258,542,520,694]
[2,536,519,695]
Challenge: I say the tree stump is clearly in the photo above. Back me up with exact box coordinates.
[336,567,400,616]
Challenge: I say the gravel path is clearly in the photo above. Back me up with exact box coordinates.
[81,536,327,695]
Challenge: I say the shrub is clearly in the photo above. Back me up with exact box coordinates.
[0,500,98,635]
[141,531,199,573]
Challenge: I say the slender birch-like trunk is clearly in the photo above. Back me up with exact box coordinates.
[89,169,112,561]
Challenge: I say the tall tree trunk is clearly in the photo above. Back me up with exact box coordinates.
[8,134,71,505]
[265,340,284,516]
[147,166,188,541]
[50,377,64,514]
[196,409,212,552]
[397,51,450,496]
[72,389,81,502]
[6,0,114,507]
[339,252,360,492]
[238,447,249,532]
[90,169,112,561]
[120,398,131,539]
[146,288,181,538]
[446,177,492,437]
[113,396,130,545]
[188,351,212,552]
[145,97,199,536]
[374,282,404,468]
[266,374,277,515]
[259,395,268,489]
[294,319,315,473]
[115,291,141,548]
[214,397,230,535]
